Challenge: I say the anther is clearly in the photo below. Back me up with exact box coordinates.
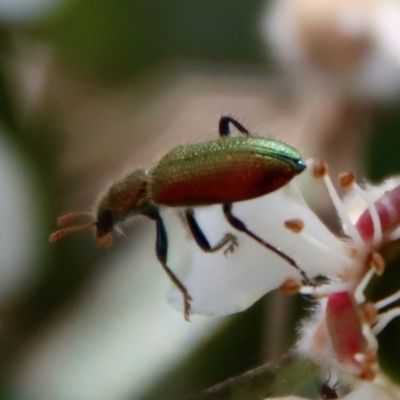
[320,163,364,250]
[369,252,385,276]
[313,161,329,179]
[280,278,302,294]
[354,349,377,367]
[357,350,377,381]
[339,172,355,190]
[284,219,305,233]
[360,302,377,325]
[359,366,376,382]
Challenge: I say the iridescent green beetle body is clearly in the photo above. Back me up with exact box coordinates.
[152,136,303,206]
[50,116,307,320]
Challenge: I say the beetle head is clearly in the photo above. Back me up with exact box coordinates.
[49,169,151,248]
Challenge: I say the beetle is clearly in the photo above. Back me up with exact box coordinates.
[50,116,307,320]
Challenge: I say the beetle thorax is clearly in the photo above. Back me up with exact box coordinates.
[97,169,156,223]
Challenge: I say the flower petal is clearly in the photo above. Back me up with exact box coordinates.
[342,381,396,400]
[166,171,354,316]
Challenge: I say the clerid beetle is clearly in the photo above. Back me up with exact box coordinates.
[50,116,307,320]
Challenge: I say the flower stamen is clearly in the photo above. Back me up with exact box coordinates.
[312,162,364,250]
[360,302,377,325]
[374,288,400,310]
[354,268,375,304]
[361,324,378,352]
[369,252,385,276]
[283,218,355,265]
[372,308,400,335]
[298,284,330,297]
[356,349,378,381]
[339,172,356,190]
[312,160,329,179]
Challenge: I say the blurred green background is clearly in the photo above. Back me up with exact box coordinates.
[1,0,400,399]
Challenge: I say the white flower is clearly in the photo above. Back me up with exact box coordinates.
[262,0,400,101]
[168,158,400,397]
[166,160,355,316]
[167,159,391,317]
[294,164,400,383]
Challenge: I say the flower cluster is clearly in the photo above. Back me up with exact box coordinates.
[262,0,400,101]
[288,162,400,398]
[169,159,400,399]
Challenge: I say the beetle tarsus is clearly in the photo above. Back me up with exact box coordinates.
[223,233,239,256]
[183,291,193,322]
[185,209,239,254]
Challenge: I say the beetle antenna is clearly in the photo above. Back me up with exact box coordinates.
[49,221,96,242]
[57,212,93,226]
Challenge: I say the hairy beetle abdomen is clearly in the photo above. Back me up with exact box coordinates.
[151,137,306,207]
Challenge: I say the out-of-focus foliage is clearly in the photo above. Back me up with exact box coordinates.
[27,0,265,81]
[0,2,276,400]
[366,106,400,182]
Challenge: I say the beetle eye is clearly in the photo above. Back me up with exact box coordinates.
[96,209,114,235]
[95,209,114,248]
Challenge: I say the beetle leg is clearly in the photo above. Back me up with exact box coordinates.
[185,208,238,255]
[219,116,250,137]
[222,203,313,285]
[155,217,192,321]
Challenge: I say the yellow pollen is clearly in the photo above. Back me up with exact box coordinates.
[279,278,302,294]
[339,172,356,189]
[359,366,376,382]
[360,302,377,325]
[357,350,377,381]
[284,219,305,233]
[369,252,385,276]
[313,160,329,179]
